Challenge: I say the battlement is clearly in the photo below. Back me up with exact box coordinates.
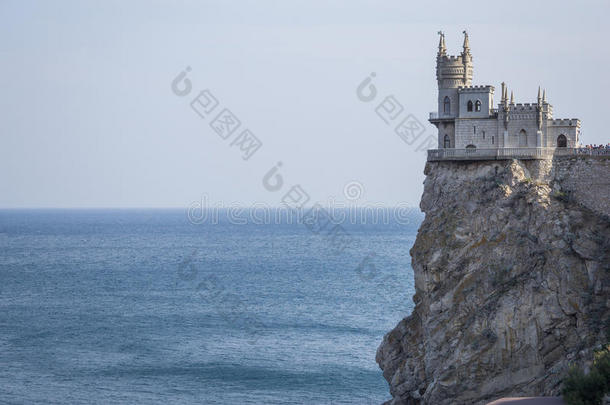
[512,103,537,111]
[551,119,581,127]
[497,103,537,112]
[439,55,465,63]
[500,103,553,112]
[458,85,494,93]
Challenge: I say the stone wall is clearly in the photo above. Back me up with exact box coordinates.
[455,118,500,148]
[553,156,610,217]
[505,115,539,148]
[457,87,494,119]
[437,122,455,149]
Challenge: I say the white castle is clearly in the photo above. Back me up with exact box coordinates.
[429,31,580,154]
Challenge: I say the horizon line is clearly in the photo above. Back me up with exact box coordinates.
[0,205,421,210]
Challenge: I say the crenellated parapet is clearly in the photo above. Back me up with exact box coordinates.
[436,57,471,88]
[550,118,581,127]
[458,85,494,92]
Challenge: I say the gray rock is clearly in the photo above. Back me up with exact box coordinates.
[377,158,610,405]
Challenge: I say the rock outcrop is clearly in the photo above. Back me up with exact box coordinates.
[377,157,610,404]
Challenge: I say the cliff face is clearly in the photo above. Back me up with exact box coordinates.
[377,157,610,405]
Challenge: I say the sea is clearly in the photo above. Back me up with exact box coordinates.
[0,209,421,404]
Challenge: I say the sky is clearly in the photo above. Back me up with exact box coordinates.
[1,0,609,208]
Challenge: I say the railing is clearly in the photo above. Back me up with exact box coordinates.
[429,112,455,120]
[427,147,610,161]
[574,148,610,156]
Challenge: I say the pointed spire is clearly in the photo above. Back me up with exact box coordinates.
[537,86,541,104]
[510,90,514,104]
[543,89,547,103]
[437,31,446,55]
[501,82,510,109]
[462,30,470,54]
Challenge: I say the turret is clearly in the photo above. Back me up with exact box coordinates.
[462,30,470,54]
[438,31,446,56]
[435,31,473,89]
[435,31,474,118]
[461,30,473,86]
[501,82,510,130]
[536,86,543,133]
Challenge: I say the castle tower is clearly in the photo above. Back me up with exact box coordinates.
[435,31,473,118]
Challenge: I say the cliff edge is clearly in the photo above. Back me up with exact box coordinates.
[377,157,610,404]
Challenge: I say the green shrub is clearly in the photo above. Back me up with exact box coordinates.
[593,346,610,387]
[562,344,610,405]
[553,190,570,202]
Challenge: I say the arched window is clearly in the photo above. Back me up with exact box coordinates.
[467,100,473,112]
[519,129,527,147]
[557,134,567,148]
[443,134,451,148]
[475,100,482,112]
[443,96,450,114]
[466,144,476,149]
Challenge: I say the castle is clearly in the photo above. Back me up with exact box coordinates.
[428,31,580,157]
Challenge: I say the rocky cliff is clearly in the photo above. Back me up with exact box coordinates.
[377,157,610,404]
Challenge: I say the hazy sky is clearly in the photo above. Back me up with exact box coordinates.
[1,0,608,208]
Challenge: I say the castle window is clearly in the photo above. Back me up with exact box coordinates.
[475,100,481,112]
[519,129,527,147]
[443,97,450,114]
[473,126,476,134]
[557,134,567,148]
[482,130,485,139]
[467,100,473,112]
[466,144,476,149]
[443,134,451,148]
[492,135,494,144]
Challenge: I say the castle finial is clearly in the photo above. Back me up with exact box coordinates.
[543,88,547,103]
[437,31,446,55]
[462,30,470,54]
[537,86,541,104]
[510,90,514,104]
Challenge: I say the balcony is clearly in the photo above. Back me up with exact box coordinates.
[428,111,454,124]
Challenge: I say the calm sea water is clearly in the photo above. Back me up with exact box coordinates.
[0,209,420,404]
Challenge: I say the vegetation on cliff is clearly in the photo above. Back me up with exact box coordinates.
[562,343,610,405]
